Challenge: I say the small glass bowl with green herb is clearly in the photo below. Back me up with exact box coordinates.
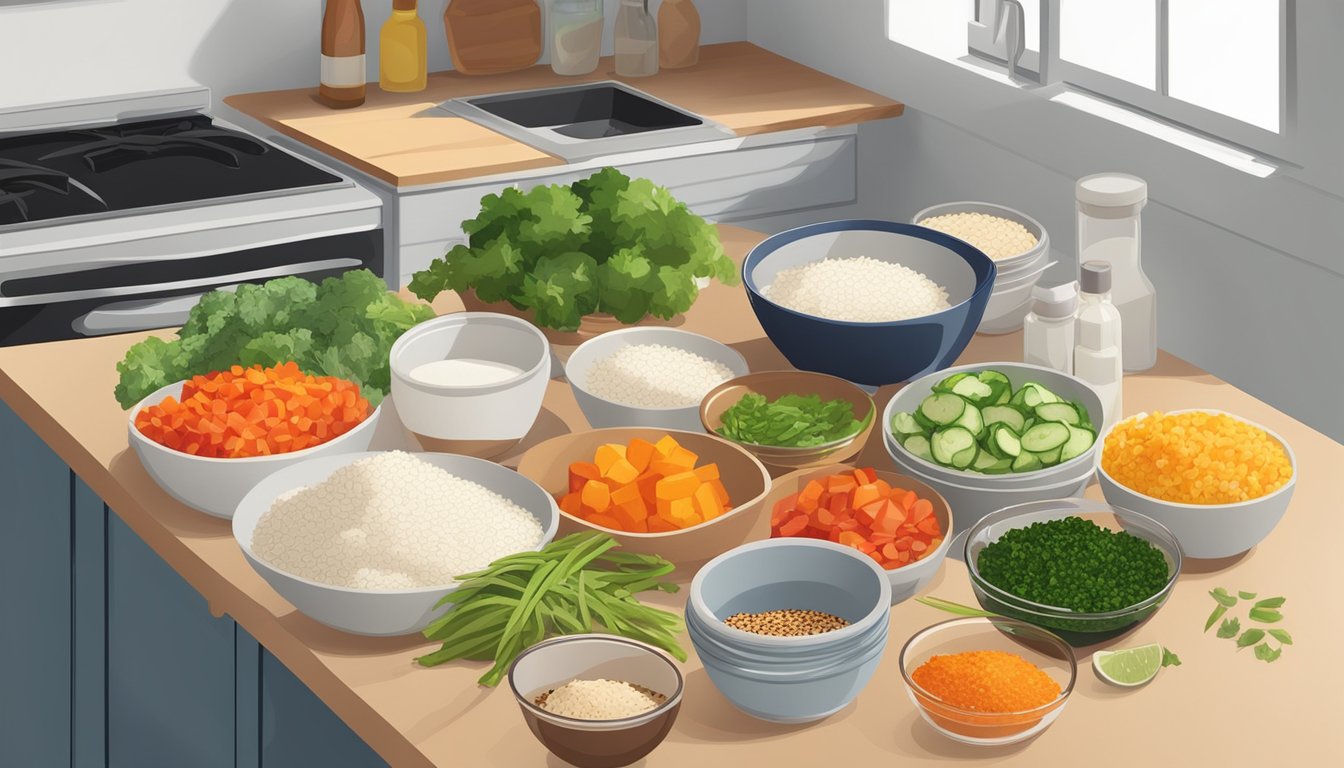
[964,498,1182,647]
[699,371,876,471]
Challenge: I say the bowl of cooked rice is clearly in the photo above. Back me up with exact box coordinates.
[743,220,995,387]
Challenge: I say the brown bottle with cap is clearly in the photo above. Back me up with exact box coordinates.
[320,0,367,109]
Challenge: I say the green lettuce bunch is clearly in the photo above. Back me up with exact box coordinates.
[409,167,737,331]
[114,269,435,409]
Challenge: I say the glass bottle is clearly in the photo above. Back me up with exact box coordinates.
[614,0,658,77]
[658,0,701,69]
[550,0,603,76]
[1023,281,1078,374]
[1076,173,1157,371]
[1074,262,1124,430]
[380,0,428,92]
[319,0,366,109]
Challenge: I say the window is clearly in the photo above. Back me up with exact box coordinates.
[967,0,1293,157]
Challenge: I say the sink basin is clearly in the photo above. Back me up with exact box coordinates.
[437,82,736,161]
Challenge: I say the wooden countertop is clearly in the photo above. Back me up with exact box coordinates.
[0,224,1339,766]
[223,42,905,188]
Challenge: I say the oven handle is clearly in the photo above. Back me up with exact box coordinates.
[0,258,364,308]
[72,287,244,337]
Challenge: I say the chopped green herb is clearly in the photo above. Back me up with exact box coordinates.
[1217,617,1241,639]
[1161,648,1182,667]
[1209,587,1238,608]
[1236,629,1266,649]
[1254,643,1282,663]
[716,392,869,448]
[1238,591,1257,600]
[1205,604,1229,632]
[975,516,1170,612]
[1253,596,1286,609]
[1206,587,1293,665]
[1249,607,1283,623]
[1268,629,1294,645]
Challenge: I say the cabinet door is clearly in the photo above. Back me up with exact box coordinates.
[0,401,73,768]
[106,513,236,768]
[259,649,388,767]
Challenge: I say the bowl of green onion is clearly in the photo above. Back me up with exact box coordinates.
[699,371,876,473]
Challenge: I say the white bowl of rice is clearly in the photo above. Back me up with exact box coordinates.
[564,327,749,432]
[232,450,559,636]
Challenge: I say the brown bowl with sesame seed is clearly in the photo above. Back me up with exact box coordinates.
[508,634,685,768]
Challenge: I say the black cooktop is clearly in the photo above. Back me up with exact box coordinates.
[0,115,343,227]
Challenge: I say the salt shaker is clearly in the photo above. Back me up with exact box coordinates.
[1074,262,1124,430]
[1023,281,1078,374]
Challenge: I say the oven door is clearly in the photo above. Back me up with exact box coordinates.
[0,229,383,346]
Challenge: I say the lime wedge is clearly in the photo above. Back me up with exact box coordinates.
[1093,643,1165,687]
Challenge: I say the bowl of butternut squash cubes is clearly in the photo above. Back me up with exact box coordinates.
[516,429,772,573]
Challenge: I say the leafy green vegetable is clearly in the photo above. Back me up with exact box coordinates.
[716,392,870,448]
[1236,629,1266,649]
[409,168,737,332]
[1209,587,1238,608]
[1217,617,1241,639]
[1161,648,1182,667]
[1268,629,1293,645]
[1238,591,1257,600]
[1249,607,1283,624]
[114,270,434,409]
[417,532,685,687]
[1204,604,1229,632]
[1253,596,1286,609]
[1254,642,1282,663]
[915,596,1004,619]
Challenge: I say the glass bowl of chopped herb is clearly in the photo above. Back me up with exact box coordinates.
[964,499,1183,646]
[699,371,876,471]
[899,616,1075,746]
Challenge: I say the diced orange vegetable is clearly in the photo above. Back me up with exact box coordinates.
[666,446,699,469]
[604,457,640,485]
[559,493,583,516]
[768,468,943,571]
[656,471,701,500]
[133,362,369,459]
[594,444,626,475]
[581,480,611,513]
[647,516,679,533]
[653,435,680,458]
[692,483,722,520]
[693,464,720,482]
[568,462,602,493]
[625,438,656,473]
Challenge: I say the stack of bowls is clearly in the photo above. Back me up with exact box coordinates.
[686,538,892,723]
[883,362,1106,535]
[912,203,1051,335]
[742,219,995,388]
[963,499,1182,647]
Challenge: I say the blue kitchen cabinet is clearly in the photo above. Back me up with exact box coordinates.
[0,400,391,768]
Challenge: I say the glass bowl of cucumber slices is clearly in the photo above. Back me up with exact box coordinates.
[882,363,1106,531]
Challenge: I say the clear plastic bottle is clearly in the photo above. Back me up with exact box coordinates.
[550,0,602,76]
[614,0,658,77]
[1076,173,1156,371]
[1074,261,1124,430]
[1023,281,1078,374]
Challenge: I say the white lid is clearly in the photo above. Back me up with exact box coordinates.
[1076,173,1148,209]
[1031,281,1079,318]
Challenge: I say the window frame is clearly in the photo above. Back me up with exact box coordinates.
[971,0,1297,160]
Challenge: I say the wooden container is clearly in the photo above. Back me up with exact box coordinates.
[444,0,542,75]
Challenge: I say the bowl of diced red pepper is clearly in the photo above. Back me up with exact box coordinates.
[767,465,953,605]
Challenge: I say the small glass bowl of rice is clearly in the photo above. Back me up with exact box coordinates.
[912,202,1050,275]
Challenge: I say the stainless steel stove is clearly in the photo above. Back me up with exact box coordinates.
[0,87,384,346]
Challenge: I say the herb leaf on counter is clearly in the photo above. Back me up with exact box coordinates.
[1161,648,1182,667]
[1236,629,1266,649]
[1268,629,1294,645]
[115,270,435,409]
[1205,604,1229,633]
[1254,642,1282,663]
[1209,587,1238,608]
[1253,596,1286,609]
[1216,617,1241,639]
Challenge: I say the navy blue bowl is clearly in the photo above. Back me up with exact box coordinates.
[743,220,996,387]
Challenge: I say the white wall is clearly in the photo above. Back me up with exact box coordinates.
[0,0,748,110]
[742,0,1344,442]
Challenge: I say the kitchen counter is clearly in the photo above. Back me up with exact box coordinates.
[223,42,904,187]
[0,224,1338,766]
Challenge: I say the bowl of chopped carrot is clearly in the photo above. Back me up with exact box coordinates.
[1097,409,1297,559]
[765,465,952,605]
[515,429,771,573]
[127,363,381,519]
[899,616,1076,746]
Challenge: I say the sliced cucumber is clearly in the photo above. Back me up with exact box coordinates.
[953,402,984,438]
[971,450,1000,471]
[1023,382,1062,404]
[982,405,1026,433]
[1011,452,1043,472]
[994,385,1012,405]
[913,409,939,432]
[1059,424,1097,462]
[903,434,934,462]
[1035,446,1063,466]
[1021,417,1036,432]
[931,427,977,465]
[1020,422,1070,452]
[951,376,994,404]
[891,410,927,437]
[977,370,1012,390]
[919,393,966,426]
[932,373,971,393]
[1034,402,1082,426]
[990,424,1022,458]
[951,445,979,469]
[980,457,1014,474]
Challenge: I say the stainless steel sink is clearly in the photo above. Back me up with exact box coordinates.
[435,81,736,161]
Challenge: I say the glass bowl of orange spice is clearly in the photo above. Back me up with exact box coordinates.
[899,616,1076,746]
